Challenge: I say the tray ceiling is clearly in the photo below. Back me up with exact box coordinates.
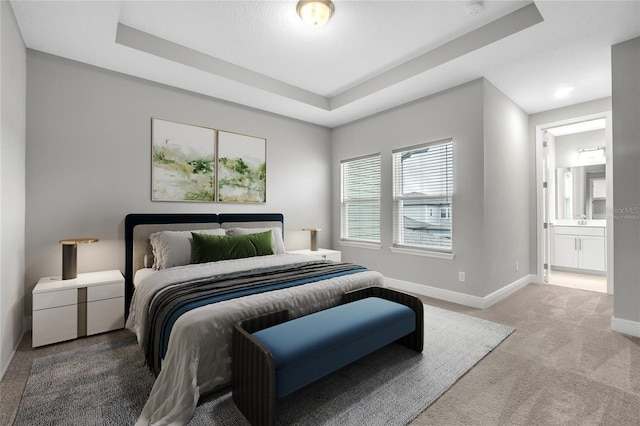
[10,1,640,127]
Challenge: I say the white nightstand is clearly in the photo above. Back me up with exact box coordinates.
[32,270,125,347]
[287,248,342,262]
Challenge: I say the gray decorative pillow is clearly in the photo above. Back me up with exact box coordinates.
[150,229,226,270]
[225,227,286,254]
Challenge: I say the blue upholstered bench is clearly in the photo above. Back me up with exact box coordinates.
[232,286,424,426]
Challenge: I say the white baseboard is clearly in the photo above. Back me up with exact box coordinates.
[386,274,535,309]
[0,346,16,379]
[1,327,26,380]
[611,316,640,337]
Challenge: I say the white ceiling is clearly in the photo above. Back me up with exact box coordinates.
[10,0,640,128]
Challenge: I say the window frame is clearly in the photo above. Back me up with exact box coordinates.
[391,138,454,256]
[340,153,382,247]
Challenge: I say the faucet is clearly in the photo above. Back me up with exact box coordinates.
[577,215,587,225]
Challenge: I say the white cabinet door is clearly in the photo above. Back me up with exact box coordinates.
[552,226,606,272]
[579,236,606,271]
[87,297,124,335]
[87,282,123,301]
[32,288,78,347]
[553,235,578,268]
[32,305,77,347]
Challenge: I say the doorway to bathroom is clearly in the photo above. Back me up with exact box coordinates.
[537,112,613,294]
[547,270,607,293]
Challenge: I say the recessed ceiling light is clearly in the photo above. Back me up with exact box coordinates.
[465,1,484,15]
[554,86,574,98]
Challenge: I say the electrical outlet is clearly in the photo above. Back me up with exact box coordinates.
[515,261,519,271]
[458,271,465,282]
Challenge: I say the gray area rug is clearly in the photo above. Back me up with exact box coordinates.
[14,305,514,425]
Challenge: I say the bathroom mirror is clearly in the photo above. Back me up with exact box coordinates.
[556,164,606,220]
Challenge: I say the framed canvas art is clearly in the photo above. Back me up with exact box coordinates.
[151,118,216,202]
[217,130,267,203]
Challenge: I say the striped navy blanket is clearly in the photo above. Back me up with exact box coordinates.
[144,260,367,373]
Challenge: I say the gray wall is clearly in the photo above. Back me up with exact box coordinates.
[482,80,530,295]
[612,37,640,325]
[24,51,333,315]
[555,129,606,169]
[331,78,530,298]
[1,0,27,377]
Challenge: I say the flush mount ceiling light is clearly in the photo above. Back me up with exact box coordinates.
[297,0,335,27]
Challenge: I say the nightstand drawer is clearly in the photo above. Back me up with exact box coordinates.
[32,305,77,347]
[87,282,124,301]
[87,297,125,335]
[321,252,342,262]
[33,289,77,310]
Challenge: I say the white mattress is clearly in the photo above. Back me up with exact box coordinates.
[127,254,385,425]
[133,268,155,287]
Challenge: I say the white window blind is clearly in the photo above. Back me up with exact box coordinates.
[392,139,453,252]
[341,154,381,244]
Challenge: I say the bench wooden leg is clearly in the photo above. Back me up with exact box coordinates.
[343,286,424,352]
[232,310,289,426]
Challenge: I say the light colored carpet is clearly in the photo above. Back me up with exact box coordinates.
[12,305,513,425]
[13,335,152,425]
[412,284,640,426]
[4,284,640,425]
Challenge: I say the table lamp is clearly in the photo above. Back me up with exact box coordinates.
[59,238,99,280]
[302,228,320,251]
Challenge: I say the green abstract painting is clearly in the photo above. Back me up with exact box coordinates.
[217,131,266,203]
[152,118,216,202]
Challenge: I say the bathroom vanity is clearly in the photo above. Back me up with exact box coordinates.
[551,222,606,273]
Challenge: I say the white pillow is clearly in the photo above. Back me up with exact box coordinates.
[225,227,286,254]
[150,229,226,270]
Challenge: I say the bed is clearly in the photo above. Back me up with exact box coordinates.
[124,213,386,425]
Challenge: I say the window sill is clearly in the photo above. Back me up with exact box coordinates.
[339,240,382,250]
[390,246,455,260]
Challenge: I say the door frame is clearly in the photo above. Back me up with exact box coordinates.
[535,111,613,294]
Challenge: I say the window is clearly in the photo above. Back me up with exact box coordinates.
[340,154,381,244]
[392,139,453,252]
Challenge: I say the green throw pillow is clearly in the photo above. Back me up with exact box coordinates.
[191,231,275,263]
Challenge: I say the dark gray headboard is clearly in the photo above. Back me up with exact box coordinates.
[124,213,284,314]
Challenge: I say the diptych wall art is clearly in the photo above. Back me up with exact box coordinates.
[152,119,216,202]
[151,118,266,203]
[217,131,266,203]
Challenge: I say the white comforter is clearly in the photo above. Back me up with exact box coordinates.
[126,254,385,425]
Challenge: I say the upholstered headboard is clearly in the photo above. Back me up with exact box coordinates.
[124,213,284,313]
